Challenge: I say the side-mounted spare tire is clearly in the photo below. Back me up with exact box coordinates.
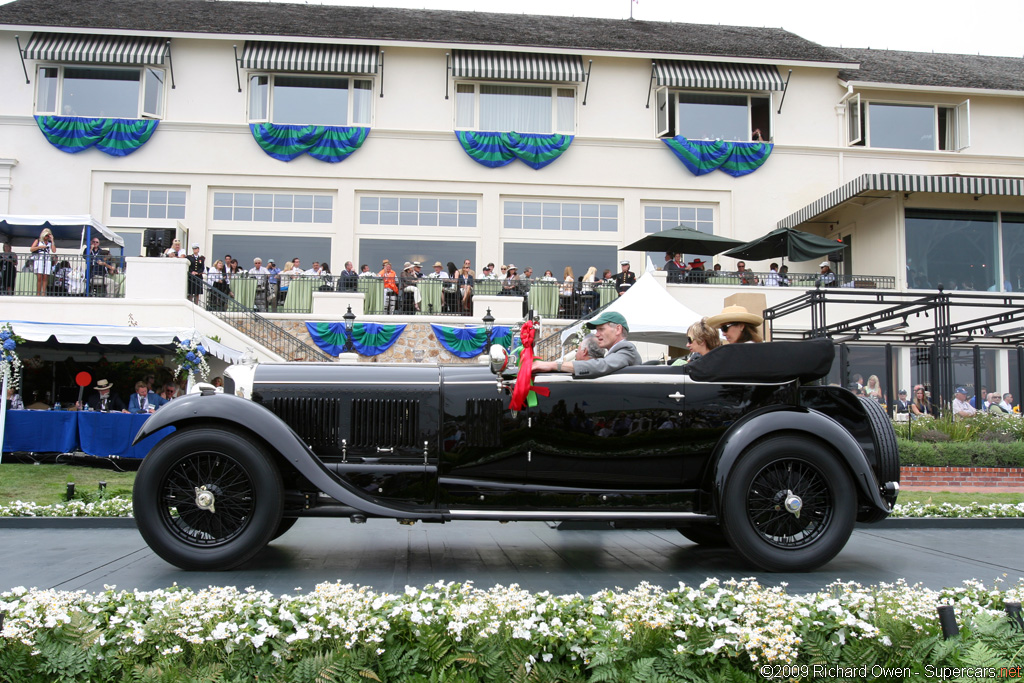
[133,426,284,571]
[857,396,900,523]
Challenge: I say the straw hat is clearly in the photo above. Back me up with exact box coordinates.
[94,379,114,391]
[705,304,764,330]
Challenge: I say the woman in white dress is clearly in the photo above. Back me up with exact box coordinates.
[30,227,54,296]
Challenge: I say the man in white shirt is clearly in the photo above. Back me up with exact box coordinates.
[305,261,323,276]
[1001,392,1015,414]
[951,386,977,419]
[249,257,271,311]
[427,261,449,279]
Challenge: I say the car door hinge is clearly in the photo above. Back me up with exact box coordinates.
[423,440,429,464]
[528,450,531,463]
[341,438,347,463]
[528,417,532,428]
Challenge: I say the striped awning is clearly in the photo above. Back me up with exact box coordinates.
[780,174,1024,228]
[654,60,784,91]
[23,33,167,65]
[241,41,378,74]
[452,50,585,82]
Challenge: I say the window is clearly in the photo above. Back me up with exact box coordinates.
[358,238,476,273]
[850,100,970,151]
[359,196,477,228]
[503,200,617,232]
[248,74,372,126]
[110,188,186,220]
[657,90,770,141]
[211,235,332,272]
[1000,214,1024,292]
[502,243,618,281]
[643,204,716,264]
[905,210,996,291]
[35,65,165,118]
[455,83,575,134]
[213,192,333,224]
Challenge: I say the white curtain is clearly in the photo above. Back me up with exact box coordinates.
[479,84,551,134]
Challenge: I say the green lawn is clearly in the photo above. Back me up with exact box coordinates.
[0,463,136,506]
[1,463,1022,509]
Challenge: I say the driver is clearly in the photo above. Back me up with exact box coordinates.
[534,311,641,378]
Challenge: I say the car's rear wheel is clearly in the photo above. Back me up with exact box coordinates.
[271,517,299,540]
[677,525,730,547]
[133,426,283,570]
[721,435,855,572]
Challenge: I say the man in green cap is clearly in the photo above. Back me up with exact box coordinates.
[533,310,641,378]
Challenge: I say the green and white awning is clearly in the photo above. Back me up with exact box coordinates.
[452,50,585,82]
[654,60,784,91]
[24,32,168,65]
[780,174,1024,228]
[241,41,378,74]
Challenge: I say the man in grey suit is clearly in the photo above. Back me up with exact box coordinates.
[533,311,641,379]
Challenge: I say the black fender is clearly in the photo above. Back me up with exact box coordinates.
[133,392,444,520]
[710,405,891,516]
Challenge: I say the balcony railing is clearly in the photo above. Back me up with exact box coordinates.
[0,253,126,298]
[674,270,896,289]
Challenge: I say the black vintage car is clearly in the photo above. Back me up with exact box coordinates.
[132,338,899,572]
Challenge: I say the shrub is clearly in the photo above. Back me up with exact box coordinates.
[898,439,1024,468]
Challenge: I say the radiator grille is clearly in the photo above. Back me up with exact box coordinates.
[268,396,342,448]
[465,399,503,447]
[351,398,419,448]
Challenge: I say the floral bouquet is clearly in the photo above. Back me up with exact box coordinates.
[1,323,24,391]
[173,337,210,384]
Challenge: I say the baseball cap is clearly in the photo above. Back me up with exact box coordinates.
[585,310,629,332]
[955,386,967,394]
[820,261,830,267]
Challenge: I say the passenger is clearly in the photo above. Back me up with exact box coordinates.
[672,318,721,364]
[706,304,764,344]
[533,311,640,378]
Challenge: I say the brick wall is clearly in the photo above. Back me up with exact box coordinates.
[901,466,1024,488]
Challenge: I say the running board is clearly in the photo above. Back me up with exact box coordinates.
[447,510,715,522]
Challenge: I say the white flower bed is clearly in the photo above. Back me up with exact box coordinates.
[1,578,1022,680]
[3,497,1023,519]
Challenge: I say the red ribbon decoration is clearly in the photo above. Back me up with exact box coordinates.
[509,320,550,411]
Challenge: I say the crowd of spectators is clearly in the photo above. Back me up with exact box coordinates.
[4,373,226,413]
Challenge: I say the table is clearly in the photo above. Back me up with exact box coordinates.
[77,411,173,459]
[417,278,442,315]
[474,279,502,296]
[230,276,257,310]
[597,283,617,307]
[529,281,559,318]
[2,410,78,453]
[358,277,384,314]
[283,278,314,313]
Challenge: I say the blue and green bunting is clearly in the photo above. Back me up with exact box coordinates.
[305,322,406,357]
[663,136,773,177]
[35,116,158,156]
[456,131,573,170]
[431,325,513,359]
[250,124,369,163]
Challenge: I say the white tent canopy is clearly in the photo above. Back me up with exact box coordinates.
[560,271,703,347]
[0,214,124,249]
[2,321,243,363]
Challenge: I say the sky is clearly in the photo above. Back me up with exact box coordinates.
[251,0,1023,58]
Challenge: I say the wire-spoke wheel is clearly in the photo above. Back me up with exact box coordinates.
[722,435,855,572]
[134,426,283,570]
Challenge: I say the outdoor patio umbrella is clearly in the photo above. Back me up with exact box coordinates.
[722,227,845,262]
[623,225,746,255]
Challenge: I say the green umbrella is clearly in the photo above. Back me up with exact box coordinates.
[722,227,845,262]
[623,225,746,255]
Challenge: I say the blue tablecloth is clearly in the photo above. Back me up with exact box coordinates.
[1,410,173,458]
[77,411,174,459]
[2,410,79,453]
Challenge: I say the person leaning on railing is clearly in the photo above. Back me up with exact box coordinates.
[0,241,16,295]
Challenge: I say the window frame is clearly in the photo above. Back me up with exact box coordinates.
[246,72,375,127]
[453,80,577,135]
[34,63,166,119]
[854,98,970,151]
[655,87,773,142]
[502,198,620,235]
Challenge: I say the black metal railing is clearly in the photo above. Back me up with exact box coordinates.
[678,269,896,289]
[0,253,126,298]
[198,278,332,362]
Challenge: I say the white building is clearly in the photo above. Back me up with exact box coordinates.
[1,0,1023,394]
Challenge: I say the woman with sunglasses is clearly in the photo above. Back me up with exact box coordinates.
[705,304,764,344]
[672,318,722,365]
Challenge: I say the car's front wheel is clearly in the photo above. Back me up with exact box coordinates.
[721,435,855,572]
[133,426,283,570]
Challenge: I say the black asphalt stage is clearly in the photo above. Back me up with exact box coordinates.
[2,519,1022,596]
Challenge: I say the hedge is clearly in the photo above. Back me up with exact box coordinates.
[898,439,1024,468]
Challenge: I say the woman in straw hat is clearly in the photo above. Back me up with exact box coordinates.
[705,304,764,344]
